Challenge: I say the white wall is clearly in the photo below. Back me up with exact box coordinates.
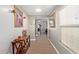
[28,16,35,40]
[60,6,79,26]
[61,27,79,53]
[0,5,28,53]
[49,6,72,54]
[59,6,79,53]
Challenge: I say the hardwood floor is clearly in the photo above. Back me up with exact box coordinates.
[27,35,57,54]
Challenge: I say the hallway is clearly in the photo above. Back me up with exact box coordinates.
[1,5,79,54]
[27,35,57,54]
[0,0,79,59]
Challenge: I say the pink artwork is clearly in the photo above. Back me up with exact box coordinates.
[14,6,23,27]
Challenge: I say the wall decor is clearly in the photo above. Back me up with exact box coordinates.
[14,6,23,27]
[49,12,55,28]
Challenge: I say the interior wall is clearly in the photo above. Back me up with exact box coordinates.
[28,16,35,40]
[59,6,79,53]
[59,6,79,26]
[0,5,28,53]
[49,6,71,54]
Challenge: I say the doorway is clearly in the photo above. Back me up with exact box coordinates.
[35,19,48,37]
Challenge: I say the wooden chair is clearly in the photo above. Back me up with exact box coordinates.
[12,39,23,54]
[11,35,30,54]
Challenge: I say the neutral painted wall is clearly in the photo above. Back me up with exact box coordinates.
[49,6,72,54]
[59,6,79,53]
[28,16,35,40]
[0,5,28,53]
[59,6,79,26]
[61,27,79,53]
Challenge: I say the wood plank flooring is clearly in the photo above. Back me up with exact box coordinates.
[27,35,57,54]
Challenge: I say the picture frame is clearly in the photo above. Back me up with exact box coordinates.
[49,12,55,28]
[14,6,23,27]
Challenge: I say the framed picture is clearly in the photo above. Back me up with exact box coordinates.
[49,12,55,28]
[14,6,23,27]
[49,19,55,27]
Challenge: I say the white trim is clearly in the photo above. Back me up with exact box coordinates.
[59,42,74,54]
[48,39,60,54]
[30,39,36,41]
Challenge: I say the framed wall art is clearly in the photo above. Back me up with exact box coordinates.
[49,12,55,28]
[14,6,23,27]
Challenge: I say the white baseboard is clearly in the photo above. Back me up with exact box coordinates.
[48,39,60,54]
[30,39,36,41]
[59,42,74,54]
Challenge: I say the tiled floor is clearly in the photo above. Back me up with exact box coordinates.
[27,35,57,54]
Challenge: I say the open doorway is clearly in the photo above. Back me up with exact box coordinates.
[35,19,48,37]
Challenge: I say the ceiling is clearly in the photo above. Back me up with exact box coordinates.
[19,5,56,16]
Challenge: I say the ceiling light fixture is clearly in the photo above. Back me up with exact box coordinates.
[50,21,53,24]
[35,8,42,12]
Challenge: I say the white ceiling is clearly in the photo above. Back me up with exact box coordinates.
[19,5,56,16]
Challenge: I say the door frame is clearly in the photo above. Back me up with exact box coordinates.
[35,18,49,37]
